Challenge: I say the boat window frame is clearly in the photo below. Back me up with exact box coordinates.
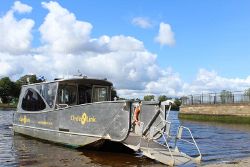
[21,88,47,111]
[92,85,110,102]
[77,84,92,105]
[17,82,59,113]
[56,83,78,108]
[36,82,58,109]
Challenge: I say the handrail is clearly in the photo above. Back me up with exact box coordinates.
[139,101,201,165]
[175,126,202,159]
[165,104,172,120]
[147,125,175,166]
[152,120,172,139]
[162,133,175,165]
[157,130,175,165]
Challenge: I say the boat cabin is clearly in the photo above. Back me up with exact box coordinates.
[19,78,113,112]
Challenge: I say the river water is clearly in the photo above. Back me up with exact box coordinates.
[1,110,250,167]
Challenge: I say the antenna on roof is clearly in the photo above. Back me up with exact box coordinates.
[77,69,82,76]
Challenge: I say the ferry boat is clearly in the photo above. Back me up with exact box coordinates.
[13,77,202,166]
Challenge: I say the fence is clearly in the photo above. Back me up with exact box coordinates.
[182,91,250,105]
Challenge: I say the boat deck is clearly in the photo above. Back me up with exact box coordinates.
[124,133,197,166]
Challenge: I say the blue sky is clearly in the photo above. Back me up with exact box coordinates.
[1,0,250,97]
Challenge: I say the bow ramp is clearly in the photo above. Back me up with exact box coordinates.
[123,102,202,166]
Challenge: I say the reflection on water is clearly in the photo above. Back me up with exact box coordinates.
[1,110,250,166]
[12,135,165,167]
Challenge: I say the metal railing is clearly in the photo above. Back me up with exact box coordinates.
[182,91,250,105]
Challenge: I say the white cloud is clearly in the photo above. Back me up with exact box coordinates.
[117,89,147,99]
[132,17,152,29]
[108,35,144,51]
[39,1,92,53]
[0,60,18,77]
[1,1,250,99]
[144,68,183,96]
[0,3,34,54]
[155,22,175,46]
[36,1,163,92]
[182,69,250,95]
[0,53,24,77]
[1,2,167,98]
[12,1,32,14]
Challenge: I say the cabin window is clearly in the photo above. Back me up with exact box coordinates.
[93,87,108,102]
[21,88,46,111]
[78,86,92,104]
[36,83,57,108]
[57,85,77,105]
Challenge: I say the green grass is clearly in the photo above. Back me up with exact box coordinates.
[179,113,250,124]
[0,103,17,109]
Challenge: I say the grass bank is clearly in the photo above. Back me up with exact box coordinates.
[179,113,250,124]
[0,103,17,109]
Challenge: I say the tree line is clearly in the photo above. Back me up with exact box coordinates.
[0,75,43,103]
[4,74,248,108]
[143,95,182,110]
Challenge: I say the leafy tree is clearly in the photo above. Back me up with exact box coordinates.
[0,77,18,103]
[111,87,119,101]
[244,88,250,96]
[0,74,46,104]
[174,98,182,107]
[244,88,250,102]
[15,75,42,98]
[17,74,43,86]
[144,95,155,101]
[158,95,170,102]
[220,90,233,103]
[135,98,141,101]
[14,81,22,96]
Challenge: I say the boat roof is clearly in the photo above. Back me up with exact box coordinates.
[22,77,113,87]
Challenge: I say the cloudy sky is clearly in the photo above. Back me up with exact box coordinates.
[1,1,250,98]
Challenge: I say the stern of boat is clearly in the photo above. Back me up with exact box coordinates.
[123,101,202,166]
